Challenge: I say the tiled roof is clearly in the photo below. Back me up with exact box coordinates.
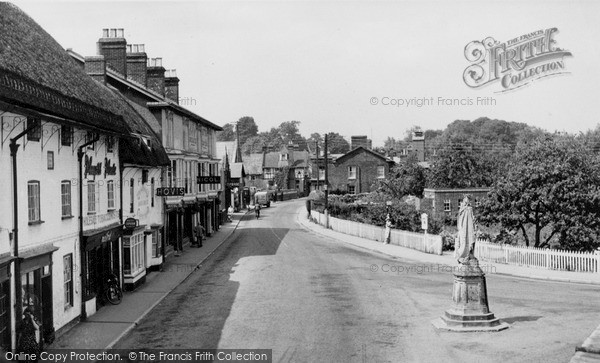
[244,153,264,175]
[0,3,128,134]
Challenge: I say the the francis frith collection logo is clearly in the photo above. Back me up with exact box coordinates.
[463,28,572,92]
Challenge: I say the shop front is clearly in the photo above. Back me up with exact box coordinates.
[122,223,147,291]
[81,224,123,317]
[0,255,16,351]
[19,243,58,346]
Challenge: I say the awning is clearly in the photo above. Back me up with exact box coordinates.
[82,223,124,251]
[20,243,59,273]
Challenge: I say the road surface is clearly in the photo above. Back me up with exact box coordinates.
[116,200,600,362]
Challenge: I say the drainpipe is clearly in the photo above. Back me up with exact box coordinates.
[77,135,99,321]
[10,123,39,351]
[119,160,124,286]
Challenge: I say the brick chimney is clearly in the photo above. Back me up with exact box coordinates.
[126,44,147,86]
[84,56,107,84]
[164,70,179,103]
[351,135,371,150]
[147,58,165,96]
[97,28,127,76]
[411,131,425,162]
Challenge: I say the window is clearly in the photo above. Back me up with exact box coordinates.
[444,199,451,212]
[61,125,73,146]
[280,153,289,161]
[348,166,357,180]
[318,168,325,180]
[264,168,274,180]
[85,131,96,150]
[26,117,41,141]
[151,229,162,258]
[87,181,96,214]
[348,185,356,194]
[151,178,155,207]
[0,280,9,350]
[64,254,73,308]
[377,165,385,179]
[28,181,41,223]
[172,160,177,187]
[166,112,174,148]
[123,233,145,276]
[182,118,188,150]
[47,151,54,170]
[107,181,115,210]
[61,181,71,218]
[130,178,135,213]
[106,136,114,153]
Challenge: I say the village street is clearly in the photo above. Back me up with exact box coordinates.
[115,200,600,363]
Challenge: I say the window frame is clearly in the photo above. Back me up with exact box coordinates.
[87,181,96,215]
[348,166,357,180]
[27,180,41,224]
[26,117,41,142]
[107,180,115,210]
[61,180,72,218]
[63,254,73,309]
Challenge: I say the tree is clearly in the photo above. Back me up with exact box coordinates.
[479,134,600,250]
[216,123,235,141]
[426,138,494,188]
[216,116,258,145]
[376,155,426,199]
[236,116,258,146]
[326,132,350,154]
[273,166,290,190]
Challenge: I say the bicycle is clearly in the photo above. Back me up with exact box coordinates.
[104,273,123,305]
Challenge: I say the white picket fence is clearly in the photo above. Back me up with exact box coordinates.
[475,239,600,273]
[310,210,442,255]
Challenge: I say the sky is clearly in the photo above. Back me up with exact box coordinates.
[11,0,600,146]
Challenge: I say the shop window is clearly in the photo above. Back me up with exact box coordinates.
[123,233,145,276]
[61,180,72,218]
[63,254,73,308]
[28,181,41,223]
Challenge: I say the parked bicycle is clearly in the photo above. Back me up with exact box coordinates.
[104,273,123,305]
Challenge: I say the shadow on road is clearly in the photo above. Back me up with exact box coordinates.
[115,218,289,350]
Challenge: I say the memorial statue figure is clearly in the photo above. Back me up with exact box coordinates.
[455,195,475,264]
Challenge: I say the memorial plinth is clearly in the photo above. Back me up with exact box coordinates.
[432,257,509,332]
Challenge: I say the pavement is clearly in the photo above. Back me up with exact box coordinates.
[47,210,249,351]
[297,207,600,285]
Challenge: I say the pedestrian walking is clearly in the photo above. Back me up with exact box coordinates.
[17,307,41,362]
[384,214,393,244]
[194,224,204,248]
[227,206,234,222]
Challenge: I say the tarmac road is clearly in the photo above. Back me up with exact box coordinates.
[115,200,600,362]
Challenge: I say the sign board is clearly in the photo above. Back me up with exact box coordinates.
[124,218,138,230]
[421,213,428,230]
[156,187,185,196]
[197,176,220,184]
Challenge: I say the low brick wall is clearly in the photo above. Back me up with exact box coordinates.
[310,210,442,255]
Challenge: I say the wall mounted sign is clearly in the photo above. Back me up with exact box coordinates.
[156,187,186,196]
[197,176,220,184]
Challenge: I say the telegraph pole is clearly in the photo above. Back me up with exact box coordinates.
[324,134,329,215]
[315,141,320,190]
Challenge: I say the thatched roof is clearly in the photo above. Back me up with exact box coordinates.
[0,3,128,134]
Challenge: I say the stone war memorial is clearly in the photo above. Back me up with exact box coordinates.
[432,195,509,332]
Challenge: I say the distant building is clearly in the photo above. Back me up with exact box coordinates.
[325,147,395,194]
[421,188,490,220]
